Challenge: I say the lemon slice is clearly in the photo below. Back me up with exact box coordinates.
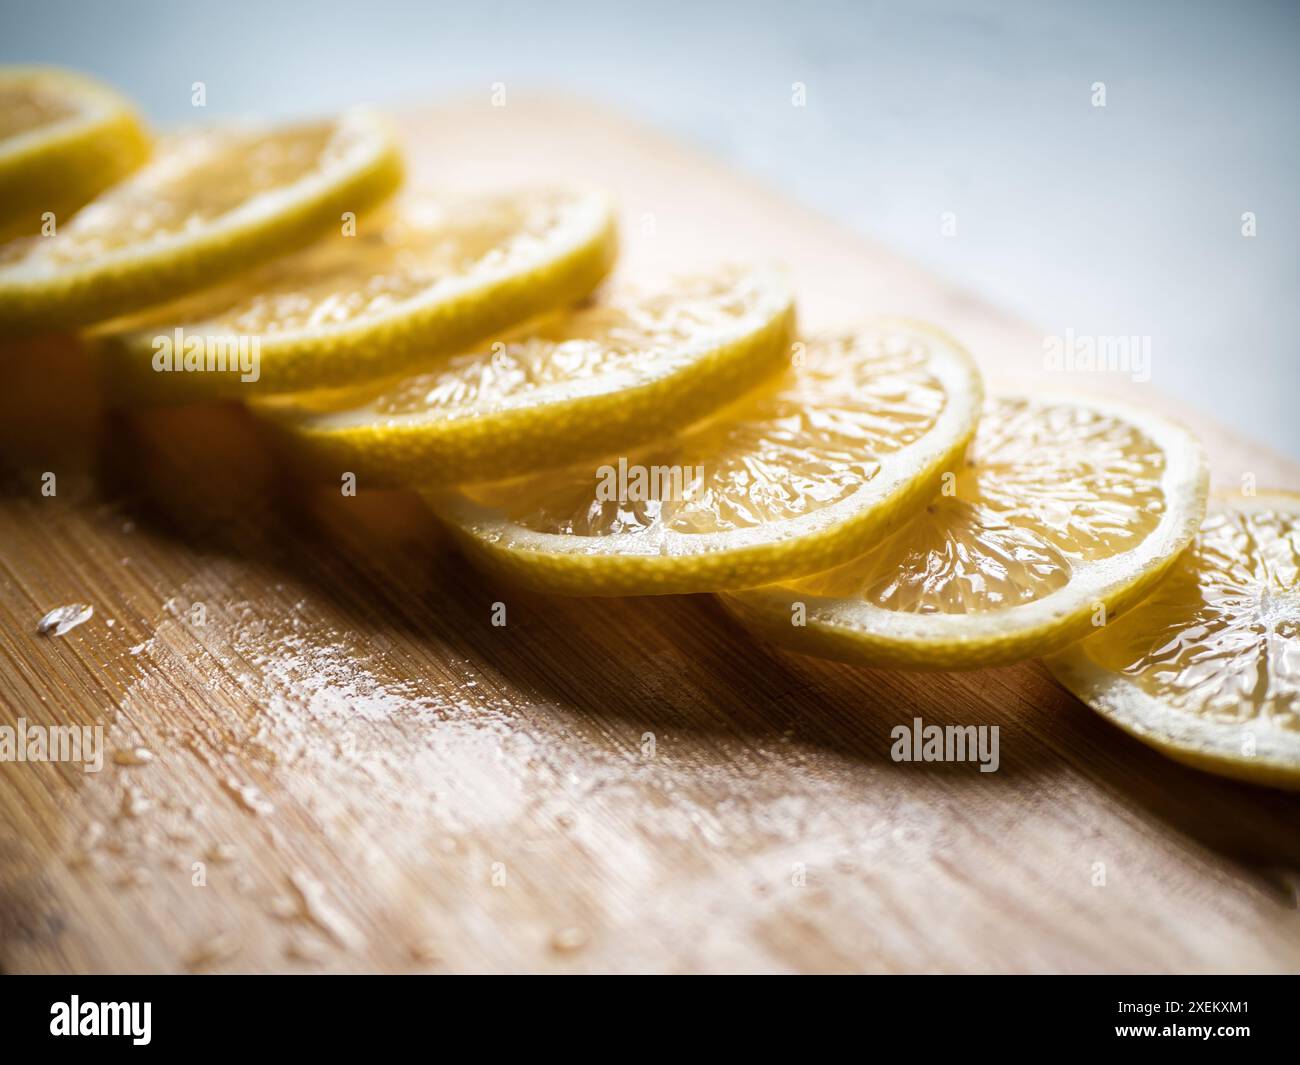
[0,109,402,335]
[425,321,982,596]
[0,67,150,240]
[723,394,1208,668]
[260,266,794,482]
[1046,492,1300,788]
[98,187,618,399]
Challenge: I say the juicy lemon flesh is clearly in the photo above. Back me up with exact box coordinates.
[0,84,78,140]
[1079,503,1299,726]
[147,189,599,337]
[791,396,1169,612]
[291,266,782,420]
[459,327,950,537]
[0,123,343,269]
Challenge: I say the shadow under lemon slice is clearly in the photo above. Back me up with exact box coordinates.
[722,394,1208,669]
[98,186,618,399]
[424,320,982,596]
[0,66,150,241]
[1046,491,1300,789]
[258,265,795,485]
[0,108,402,335]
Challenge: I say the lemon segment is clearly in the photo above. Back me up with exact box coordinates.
[723,394,1209,668]
[98,187,618,398]
[0,109,402,335]
[1046,492,1300,788]
[0,67,151,240]
[259,265,794,483]
[425,320,983,596]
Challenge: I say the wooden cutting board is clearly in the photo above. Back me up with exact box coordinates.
[1,97,1297,975]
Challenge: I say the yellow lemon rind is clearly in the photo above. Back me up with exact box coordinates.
[0,109,404,336]
[1044,490,1300,789]
[721,393,1209,670]
[101,188,619,400]
[270,266,793,485]
[427,319,984,596]
[0,67,151,241]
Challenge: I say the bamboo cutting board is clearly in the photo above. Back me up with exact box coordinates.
[1,97,1298,975]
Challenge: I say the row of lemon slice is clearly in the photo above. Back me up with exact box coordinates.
[2,67,1296,789]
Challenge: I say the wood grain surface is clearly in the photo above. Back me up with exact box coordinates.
[1,97,1298,974]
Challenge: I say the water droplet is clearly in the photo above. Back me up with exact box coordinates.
[268,893,298,919]
[118,865,151,887]
[408,938,441,963]
[186,932,239,970]
[550,926,588,953]
[207,842,238,864]
[287,871,362,949]
[285,931,331,963]
[222,777,273,816]
[120,786,152,818]
[67,821,106,867]
[37,603,93,636]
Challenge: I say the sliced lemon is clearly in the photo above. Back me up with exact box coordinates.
[723,394,1208,669]
[1046,492,1300,788]
[97,186,618,399]
[425,321,983,596]
[0,67,150,240]
[0,109,402,335]
[259,266,793,482]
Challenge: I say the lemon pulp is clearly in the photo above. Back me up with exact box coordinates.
[0,110,401,333]
[260,266,795,482]
[798,396,1170,611]
[722,394,1208,668]
[1088,502,1299,715]
[428,321,983,595]
[470,328,955,535]
[2,124,344,270]
[160,188,608,338]
[0,67,152,241]
[1046,493,1299,786]
[0,84,78,140]
[359,267,786,419]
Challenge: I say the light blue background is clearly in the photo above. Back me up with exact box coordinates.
[4,0,1297,458]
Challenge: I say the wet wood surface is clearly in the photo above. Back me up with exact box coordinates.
[1,98,1298,973]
